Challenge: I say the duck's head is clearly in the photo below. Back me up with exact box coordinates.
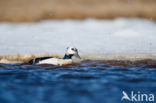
[64,47,81,59]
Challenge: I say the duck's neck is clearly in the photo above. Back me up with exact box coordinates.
[63,54,73,59]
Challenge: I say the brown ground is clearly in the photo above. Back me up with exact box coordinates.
[0,0,156,22]
[0,54,156,69]
[0,54,156,64]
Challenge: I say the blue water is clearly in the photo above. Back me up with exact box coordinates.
[0,60,156,103]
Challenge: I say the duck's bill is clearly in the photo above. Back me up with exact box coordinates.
[74,53,81,59]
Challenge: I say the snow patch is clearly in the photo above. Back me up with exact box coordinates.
[0,18,156,59]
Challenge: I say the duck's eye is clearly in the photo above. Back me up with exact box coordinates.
[71,48,75,51]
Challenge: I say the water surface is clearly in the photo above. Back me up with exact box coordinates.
[0,60,156,103]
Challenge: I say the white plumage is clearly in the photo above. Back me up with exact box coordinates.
[37,58,72,65]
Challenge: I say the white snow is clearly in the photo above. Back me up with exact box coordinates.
[0,18,156,59]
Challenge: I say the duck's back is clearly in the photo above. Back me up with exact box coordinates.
[29,57,72,65]
[29,57,53,65]
[38,58,59,65]
[38,58,72,65]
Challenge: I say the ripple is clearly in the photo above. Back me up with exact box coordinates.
[0,60,156,103]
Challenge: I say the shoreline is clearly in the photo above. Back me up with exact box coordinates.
[0,53,156,64]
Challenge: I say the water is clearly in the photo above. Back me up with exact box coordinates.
[0,60,156,103]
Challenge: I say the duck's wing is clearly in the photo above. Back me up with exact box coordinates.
[29,57,53,65]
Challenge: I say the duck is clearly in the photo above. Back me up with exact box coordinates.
[28,46,81,65]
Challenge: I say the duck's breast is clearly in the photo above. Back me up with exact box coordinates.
[58,59,72,65]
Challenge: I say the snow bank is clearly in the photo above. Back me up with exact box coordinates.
[0,18,156,60]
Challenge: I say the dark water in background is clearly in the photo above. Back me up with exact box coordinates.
[0,60,156,103]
